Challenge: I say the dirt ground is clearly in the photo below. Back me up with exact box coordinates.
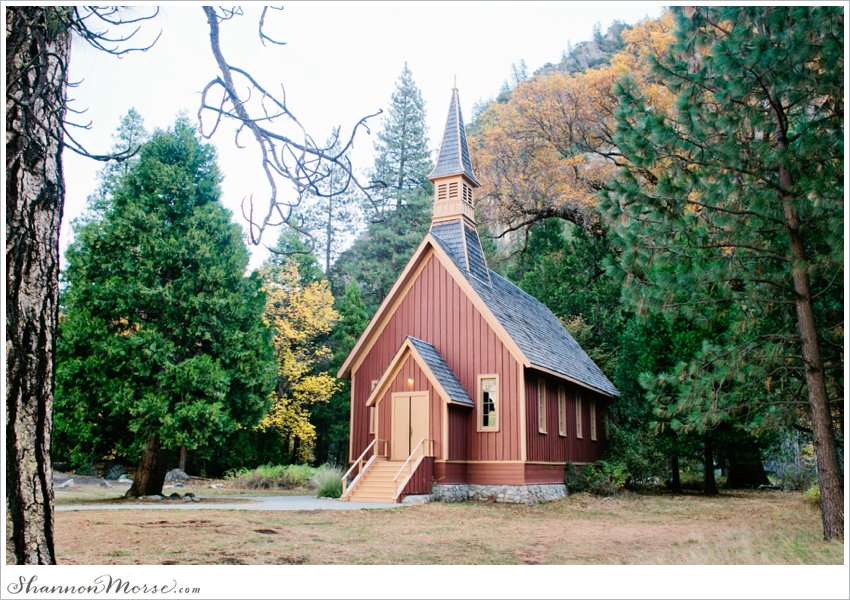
[52,489,843,565]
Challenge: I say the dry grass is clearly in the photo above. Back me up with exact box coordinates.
[51,490,843,565]
[54,482,312,505]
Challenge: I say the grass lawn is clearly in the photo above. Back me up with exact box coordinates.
[53,483,313,506]
[52,490,843,565]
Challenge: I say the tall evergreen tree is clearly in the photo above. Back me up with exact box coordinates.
[332,64,434,312]
[600,6,843,539]
[56,117,277,497]
[370,62,433,214]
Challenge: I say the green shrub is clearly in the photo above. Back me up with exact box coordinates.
[565,461,624,497]
[804,483,820,507]
[225,463,314,489]
[311,464,344,499]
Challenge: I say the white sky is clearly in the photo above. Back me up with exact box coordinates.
[62,2,664,271]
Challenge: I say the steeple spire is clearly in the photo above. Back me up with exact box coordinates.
[429,87,480,186]
[429,87,480,227]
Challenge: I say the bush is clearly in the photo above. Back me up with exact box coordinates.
[225,463,314,489]
[804,483,820,507]
[565,461,624,497]
[310,464,344,499]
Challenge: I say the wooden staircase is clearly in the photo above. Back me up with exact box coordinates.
[346,458,409,503]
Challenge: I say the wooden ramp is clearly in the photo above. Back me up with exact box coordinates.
[346,458,410,503]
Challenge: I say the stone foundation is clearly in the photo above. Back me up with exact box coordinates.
[432,483,566,505]
[401,494,431,505]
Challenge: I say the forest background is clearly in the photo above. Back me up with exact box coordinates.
[23,6,843,545]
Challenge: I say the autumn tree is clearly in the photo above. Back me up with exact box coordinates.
[57,118,276,497]
[258,260,340,463]
[470,14,675,240]
[601,6,844,538]
[313,279,370,465]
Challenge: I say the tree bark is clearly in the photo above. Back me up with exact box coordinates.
[670,454,682,493]
[128,435,171,497]
[178,445,187,472]
[777,164,844,539]
[5,7,72,565]
[704,437,718,495]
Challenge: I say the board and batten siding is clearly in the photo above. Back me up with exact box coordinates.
[351,253,522,464]
[524,369,607,465]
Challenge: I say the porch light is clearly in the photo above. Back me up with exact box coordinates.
[407,378,414,388]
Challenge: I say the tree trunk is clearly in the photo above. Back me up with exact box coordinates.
[704,437,718,495]
[772,96,844,539]
[128,435,171,497]
[178,445,187,472]
[670,454,682,493]
[5,7,73,565]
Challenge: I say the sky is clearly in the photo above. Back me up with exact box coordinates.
[63,1,664,271]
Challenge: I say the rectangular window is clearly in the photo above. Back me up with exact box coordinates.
[590,399,597,441]
[576,392,583,439]
[537,379,547,434]
[478,375,498,431]
[369,406,376,435]
[558,386,566,437]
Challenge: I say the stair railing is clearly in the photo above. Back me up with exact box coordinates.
[342,438,387,499]
[392,438,434,499]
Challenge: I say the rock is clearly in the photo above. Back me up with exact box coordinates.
[168,493,181,500]
[182,496,194,503]
[142,495,164,501]
[100,481,113,488]
[184,492,195,498]
[190,496,200,502]
[172,482,184,488]
[209,483,224,489]
[165,469,191,482]
[118,475,132,483]
[124,490,138,499]
[57,479,74,488]
[103,464,128,480]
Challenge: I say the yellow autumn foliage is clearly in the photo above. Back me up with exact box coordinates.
[471,12,675,240]
[257,260,340,463]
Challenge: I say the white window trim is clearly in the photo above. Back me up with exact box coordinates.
[477,374,500,432]
[558,385,567,437]
[576,391,583,439]
[537,378,547,434]
[590,399,597,441]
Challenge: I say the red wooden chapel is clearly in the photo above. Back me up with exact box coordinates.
[338,88,619,503]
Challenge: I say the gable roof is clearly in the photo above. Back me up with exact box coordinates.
[365,336,473,408]
[429,220,620,398]
[428,88,480,186]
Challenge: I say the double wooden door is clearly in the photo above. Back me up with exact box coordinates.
[391,392,429,460]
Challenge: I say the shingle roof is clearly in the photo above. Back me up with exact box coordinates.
[429,88,480,186]
[407,336,473,406]
[429,220,620,397]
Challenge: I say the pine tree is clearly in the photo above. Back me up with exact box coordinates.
[56,117,277,496]
[370,62,432,214]
[332,64,434,312]
[601,6,843,538]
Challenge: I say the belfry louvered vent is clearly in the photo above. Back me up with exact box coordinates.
[462,183,473,205]
[438,184,447,200]
[448,182,459,198]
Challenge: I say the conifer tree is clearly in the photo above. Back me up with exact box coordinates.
[601,6,843,539]
[56,118,277,496]
[332,64,434,311]
[370,62,432,214]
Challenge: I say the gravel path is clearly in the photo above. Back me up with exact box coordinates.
[56,496,399,511]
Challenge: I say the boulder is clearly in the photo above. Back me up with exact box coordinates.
[57,479,74,488]
[164,469,191,482]
[142,495,165,501]
[182,496,194,503]
[118,475,132,483]
[100,481,113,488]
[184,492,196,498]
[209,483,224,489]
[103,464,128,480]
[172,482,184,488]
[124,490,138,499]
[191,497,200,502]
[168,492,181,500]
